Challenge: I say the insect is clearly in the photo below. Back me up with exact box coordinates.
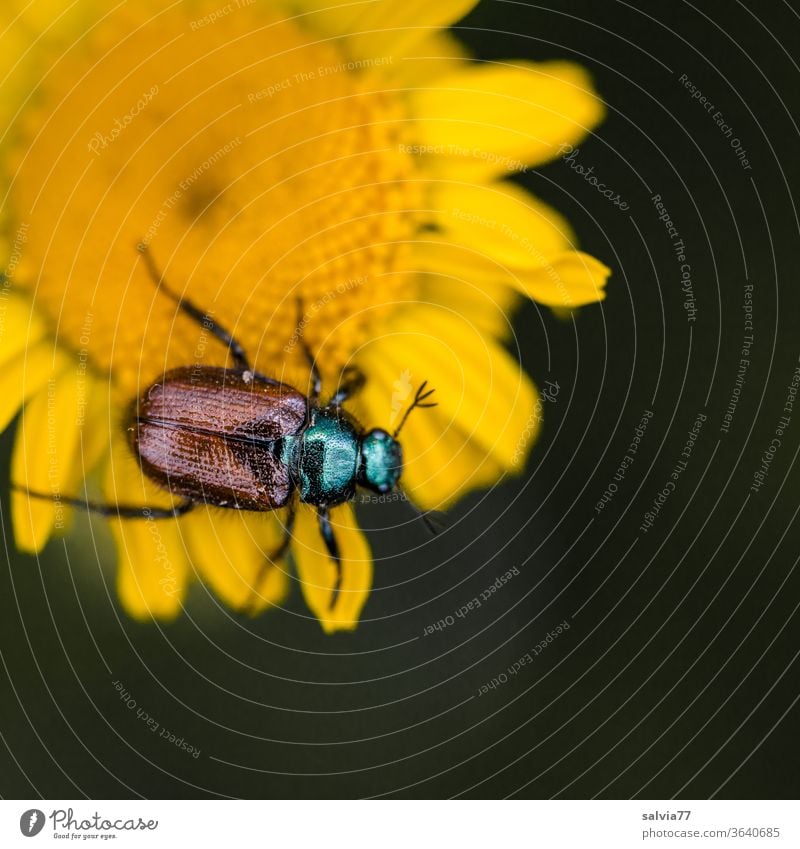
[16,243,437,610]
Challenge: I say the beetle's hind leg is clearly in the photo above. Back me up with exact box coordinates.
[12,484,196,519]
[244,502,296,616]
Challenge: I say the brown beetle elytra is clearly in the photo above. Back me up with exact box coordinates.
[133,366,306,511]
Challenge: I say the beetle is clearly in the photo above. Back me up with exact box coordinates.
[16,243,437,610]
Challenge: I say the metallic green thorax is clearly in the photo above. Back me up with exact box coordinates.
[282,411,404,506]
[293,409,360,505]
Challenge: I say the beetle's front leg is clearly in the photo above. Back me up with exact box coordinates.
[327,366,366,409]
[317,506,342,610]
[292,298,322,405]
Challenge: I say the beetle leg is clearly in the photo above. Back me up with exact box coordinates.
[328,366,366,409]
[317,506,342,610]
[300,337,321,406]
[244,502,296,615]
[295,297,322,405]
[12,484,196,519]
[137,242,283,385]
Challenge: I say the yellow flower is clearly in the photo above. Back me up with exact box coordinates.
[0,0,609,632]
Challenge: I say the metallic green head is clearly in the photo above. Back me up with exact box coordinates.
[358,428,403,494]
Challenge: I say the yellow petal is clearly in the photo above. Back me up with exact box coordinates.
[402,413,506,510]
[416,238,610,308]
[409,61,605,179]
[419,273,518,340]
[286,0,364,39]
[293,503,372,633]
[381,30,469,87]
[103,432,189,620]
[291,0,479,63]
[49,375,111,541]
[357,353,506,510]
[0,290,46,366]
[0,340,69,433]
[1,0,97,33]
[11,363,86,552]
[0,24,39,138]
[110,514,190,621]
[513,251,610,308]
[74,378,113,484]
[420,173,598,319]
[399,307,535,466]
[430,180,577,264]
[183,508,290,613]
[354,306,539,508]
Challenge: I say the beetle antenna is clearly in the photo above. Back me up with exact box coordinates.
[393,381,437,438]
[419,509,444,536]
[398,485,445,536]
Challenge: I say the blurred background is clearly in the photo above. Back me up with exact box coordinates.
[1,0,799,799]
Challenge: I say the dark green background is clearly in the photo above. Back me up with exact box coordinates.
[2,0,799,798]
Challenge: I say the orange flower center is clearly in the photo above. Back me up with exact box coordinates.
[7,2,420,394]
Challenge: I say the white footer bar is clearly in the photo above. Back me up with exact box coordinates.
[3,800,797,848]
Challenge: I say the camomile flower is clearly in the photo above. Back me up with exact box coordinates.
[0,0,609,632]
